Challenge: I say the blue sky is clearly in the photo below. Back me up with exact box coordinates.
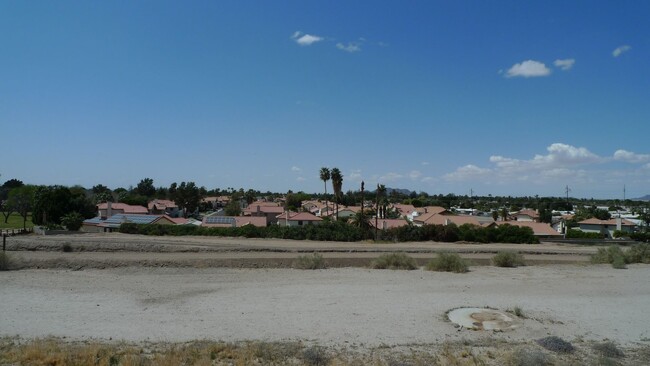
[1,1,649,199]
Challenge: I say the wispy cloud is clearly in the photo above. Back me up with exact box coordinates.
[505,60,551,78]
[291,166,301,172]
[379,172,403,182]
[614,150,650,163]
[554,59,575,71]
[336,42,361,53]
[444,165,491,182]
[409,170,422,180]
[296,177,306,182]
[291,31,324,46]
[612,45,631,57]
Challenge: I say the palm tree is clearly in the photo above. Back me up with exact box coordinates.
[330,168,343,220]
[319,167,330,217]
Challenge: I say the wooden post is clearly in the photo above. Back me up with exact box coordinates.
[2,234,6,251]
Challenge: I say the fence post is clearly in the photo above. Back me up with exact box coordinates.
[2,234,5,251]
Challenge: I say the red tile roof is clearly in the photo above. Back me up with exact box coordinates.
[97,203,148,214]
[500,221,562,236]
[578,218,636,226]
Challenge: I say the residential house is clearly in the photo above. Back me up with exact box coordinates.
[202,215,267,228]
[148,199,179,217]
[97,202,148,219]
[577,218,636,238]
[499,221,562,238]
[243,202,285,225]
[414,214,493,227]
[82,214,176,233]
[276,212,323,227]
[514,209,540,222]
[370,218,410,230]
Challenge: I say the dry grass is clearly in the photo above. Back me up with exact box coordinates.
[2,337,649,366]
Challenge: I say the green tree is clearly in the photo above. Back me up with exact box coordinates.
[7,185,36,229]
[32,185,95,226]
[331,168,343,220]
[319,167,331,215]
[61,212,84,231]
[135,178,156,198]
[169,182,204,217]
[491,210,499,222]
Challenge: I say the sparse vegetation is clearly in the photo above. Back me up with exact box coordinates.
[506,347,550,366]
[292,253,327,269]
[492,251,526,267]
[591,243,650,268]
[302,345,330,366]
[370,252,417,270]
[0,251,15,271]
[624,243,650,264]
[536,336,574,353]
[593,341,625,359]
[426,252,469,273]
[62,242,73,252]
[510,306,525,318]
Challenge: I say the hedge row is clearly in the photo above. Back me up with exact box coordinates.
[119,221,539,244]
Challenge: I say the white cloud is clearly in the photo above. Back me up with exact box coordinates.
[612,45,631,57]
[291,31,324,46]
[336,42,361,53]
[421,161,430,166]
[348,169,363,182]
[296,177,306,182]
[554,59,575,70]
[291,166,301,172]
[443,165,491,182]
[614,150,650,163]
[379,172,403,182]
[409,170,422,180]
[505,60,551,78]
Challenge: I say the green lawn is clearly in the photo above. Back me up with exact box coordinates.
[0,212,34,229]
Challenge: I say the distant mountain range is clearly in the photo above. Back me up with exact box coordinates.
[634,195,650,201]
[386,187,414,196]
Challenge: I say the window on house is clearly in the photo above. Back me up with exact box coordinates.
[298,221,303,226]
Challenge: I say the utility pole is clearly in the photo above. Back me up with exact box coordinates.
[623,184,626,201]
[565,185,571,206]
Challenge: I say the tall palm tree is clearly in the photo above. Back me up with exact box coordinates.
[319,167,330,217]
[330,168,343,220]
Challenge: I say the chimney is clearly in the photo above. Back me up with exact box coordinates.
[425,207,428,214]
[256,205,260,215]
[107,201,113,218]
[382,220,387,230]
[616,218,622,231]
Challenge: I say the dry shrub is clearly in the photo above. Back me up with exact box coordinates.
[370,252,417,270]
[293,253,327,269]
[492,251,525,268]
[426,252,468,273]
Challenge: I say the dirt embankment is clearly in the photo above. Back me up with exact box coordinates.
[3,233,597,269]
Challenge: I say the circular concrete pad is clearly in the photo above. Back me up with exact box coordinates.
[447,308,523,331]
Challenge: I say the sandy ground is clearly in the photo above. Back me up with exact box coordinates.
[2,265,649,348]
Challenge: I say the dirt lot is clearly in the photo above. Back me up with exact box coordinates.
[2,233,649,364]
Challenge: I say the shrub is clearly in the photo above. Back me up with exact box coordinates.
[611,256,627,269]
[426,252,468,273]
[62,242,73,252]
[592,341,624,358]
[566,229,605,239]
[625,243,650,264]
[370,252,417,270]
[302,346,329,366]
[61,212,84,231]
[511,306,525,318]
[492,251,525,267]
[507,348,550,366]
[591,245,626,264]
[536,336,574,353]
[292,253,327,269]
[0,251,15,271]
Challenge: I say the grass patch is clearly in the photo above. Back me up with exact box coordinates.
[425,252,468,273]
[292,253,327,269]
[508,306,525,318]
[492,251,525,267]
[0,212,34,230]
[624,243,650,264]
[370,252,417,270]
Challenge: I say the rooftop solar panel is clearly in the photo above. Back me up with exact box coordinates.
[204,216,236,225]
